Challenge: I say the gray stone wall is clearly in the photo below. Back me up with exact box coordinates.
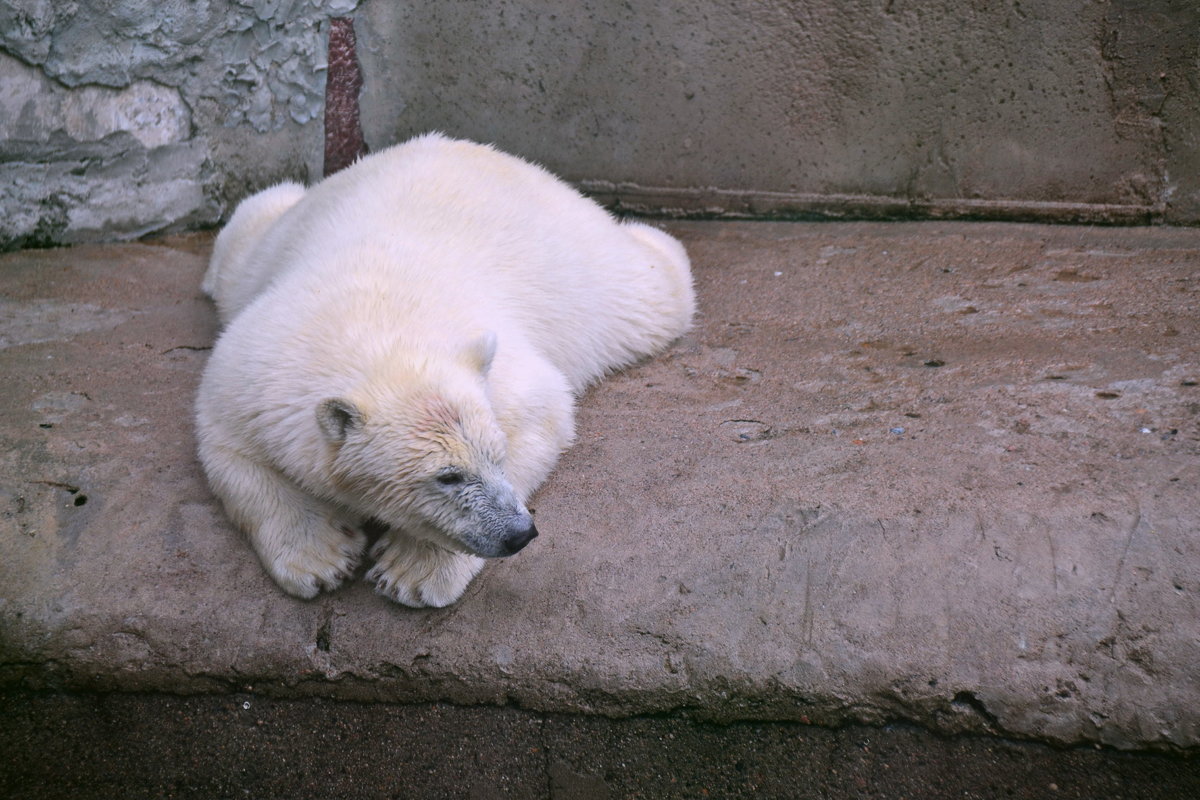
[0,0,357,250]
[3,0,1199,249]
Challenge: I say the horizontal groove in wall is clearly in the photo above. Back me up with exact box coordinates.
[578,181,1163,226]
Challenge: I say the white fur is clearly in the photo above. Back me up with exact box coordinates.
[203,181,306,327]
[196,133,695,607]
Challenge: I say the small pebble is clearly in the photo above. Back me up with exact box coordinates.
[890,427,906,435]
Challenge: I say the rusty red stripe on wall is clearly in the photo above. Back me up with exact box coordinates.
[324,17,368,178]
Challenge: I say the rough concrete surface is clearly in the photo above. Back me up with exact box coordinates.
[0,222,1197,754]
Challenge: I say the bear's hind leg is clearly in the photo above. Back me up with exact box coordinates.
[203,181,306,324]
[621,220,695,337]
[367,533,484,608]
[200,443,367,598]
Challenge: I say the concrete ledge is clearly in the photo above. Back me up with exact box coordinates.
[1,222,1197,752]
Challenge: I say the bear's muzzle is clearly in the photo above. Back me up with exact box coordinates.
[498,518,538,556]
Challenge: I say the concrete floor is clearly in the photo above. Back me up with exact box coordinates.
[1,222,1197,754]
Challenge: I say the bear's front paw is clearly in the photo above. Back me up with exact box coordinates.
[265,521,367,599]
[367,535,484,608]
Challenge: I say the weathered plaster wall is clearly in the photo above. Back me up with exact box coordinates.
[0,0,357,250]
[2,0,1199,248]
[1100,0,1200,223]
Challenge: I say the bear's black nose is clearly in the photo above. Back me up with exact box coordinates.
[500,521,538,556]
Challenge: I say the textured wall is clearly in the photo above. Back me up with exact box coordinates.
[2,0,1199,248]
[0,0,357,250]
[357,0,1200,224]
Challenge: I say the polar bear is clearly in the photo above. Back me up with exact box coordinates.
[195,133,694,607]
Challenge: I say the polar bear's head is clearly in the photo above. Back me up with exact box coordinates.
[315,333,538,558]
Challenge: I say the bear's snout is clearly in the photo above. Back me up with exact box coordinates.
[499,519,538,556]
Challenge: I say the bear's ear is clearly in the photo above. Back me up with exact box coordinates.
[462,331,497,376]
[316,398,363,443]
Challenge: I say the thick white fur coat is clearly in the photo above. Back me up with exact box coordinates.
[195,134,694,607]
